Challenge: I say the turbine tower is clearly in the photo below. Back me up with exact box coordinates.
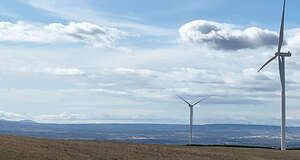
[257,0,291,151]
[177,95,210,145]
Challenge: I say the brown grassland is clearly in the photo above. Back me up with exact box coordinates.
[0,134,299,160]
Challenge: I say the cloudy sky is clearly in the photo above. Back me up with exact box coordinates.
[0,0,300,125]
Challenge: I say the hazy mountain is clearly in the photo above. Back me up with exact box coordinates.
[0,120,300,148]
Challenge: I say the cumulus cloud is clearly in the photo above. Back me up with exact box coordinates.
[0,21,127,48]
[179,20,279,50]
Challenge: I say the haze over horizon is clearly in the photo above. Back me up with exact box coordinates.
[0,0,300,126]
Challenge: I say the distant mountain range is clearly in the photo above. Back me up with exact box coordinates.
[0,119,300,148]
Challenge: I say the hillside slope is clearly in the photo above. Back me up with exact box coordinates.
[0,135,299,160]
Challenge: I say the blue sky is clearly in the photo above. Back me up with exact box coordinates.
[0,0,300,125]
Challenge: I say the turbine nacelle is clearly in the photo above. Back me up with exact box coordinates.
[275,51,292,57]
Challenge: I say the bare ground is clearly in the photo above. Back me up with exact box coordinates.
[0,135,299,160]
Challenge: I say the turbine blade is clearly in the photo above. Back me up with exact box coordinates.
[177,95,192,106]
[257,55,278,72]
[193,96,211,106]
[278,0,286,53]
[279,57,285,87]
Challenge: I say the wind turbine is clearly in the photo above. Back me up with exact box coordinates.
[177,95,210,145]
[257,0,291,151]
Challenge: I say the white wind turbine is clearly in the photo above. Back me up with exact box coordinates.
[177,95,210,145]
[257,0,291,151]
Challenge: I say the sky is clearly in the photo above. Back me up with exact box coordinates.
[0,0,300,125]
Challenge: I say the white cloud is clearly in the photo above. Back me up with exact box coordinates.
[35,112,85,122]
[112,67,213,83]
[22,0,176,37]
[0,21,50,42]
[0,110,87,123]
[0,21,127,48]
[286,28,300,52]
[46,22,127,48]
[0,110,27,121]
[89,88,128,96]
[179,20,279,50]
[81,66,281,104]
[0,109,182,124]
[44,68,84,76]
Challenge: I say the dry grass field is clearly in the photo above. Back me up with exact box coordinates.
[0,134,299,160]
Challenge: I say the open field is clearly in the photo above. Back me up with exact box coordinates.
[0,135,299,160]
